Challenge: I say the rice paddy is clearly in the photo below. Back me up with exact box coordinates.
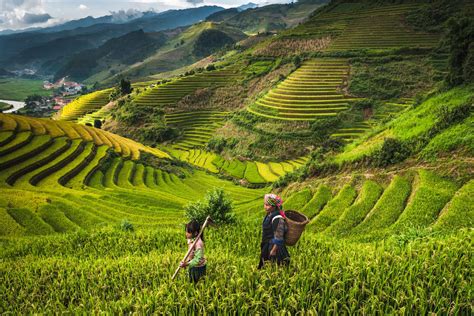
[248,59,354,121]
[165,110,229,150]
[0,114,169,160]
[55,89,112,122]
[170,148,308,184]
[133,67,242,107]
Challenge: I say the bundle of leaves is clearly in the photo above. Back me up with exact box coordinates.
[185,188,235,225]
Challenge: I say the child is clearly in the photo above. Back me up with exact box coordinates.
[179,220,207,283]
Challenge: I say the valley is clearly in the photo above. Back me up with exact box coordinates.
[0,0,472,313]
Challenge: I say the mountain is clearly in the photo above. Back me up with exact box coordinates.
[54,30,168,81]
[0,6,224,75]
[237,3,259,11]
[209,0,329,34]
[0,68,13,77]
[206,9,240,22]
[98,22,247,85]
[0,13,146,36]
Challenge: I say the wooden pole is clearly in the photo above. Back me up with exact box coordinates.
[172,216,211,280]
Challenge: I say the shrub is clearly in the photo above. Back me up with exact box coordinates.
[374,138,410,167]
[310,117,342,141]
[207,137,237,153]
[353,99,381,110]
[185,188,235,225]
[293,55,302,68]
[206,64,216,71]
[405,0,457,32]
[140,125,179,143]
[434,103,472,131]
[120,219,134,232]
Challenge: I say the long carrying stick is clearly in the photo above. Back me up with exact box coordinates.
[172,216,211,280]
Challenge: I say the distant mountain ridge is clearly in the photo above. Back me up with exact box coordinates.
[0,6,224,75]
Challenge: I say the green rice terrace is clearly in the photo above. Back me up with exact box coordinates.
[133,66,242,107]
[165,110,229,150]
[0,0,473,313]
[248,58,354,120]
[285,3,443,50]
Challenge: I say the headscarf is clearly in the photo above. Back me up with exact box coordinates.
[264,194,285,217]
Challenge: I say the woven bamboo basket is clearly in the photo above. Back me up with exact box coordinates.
[284,210,309,246]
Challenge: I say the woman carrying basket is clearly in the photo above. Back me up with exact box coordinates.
[258,193,290,269]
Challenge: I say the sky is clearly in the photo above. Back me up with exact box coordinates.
[0,0,292,31]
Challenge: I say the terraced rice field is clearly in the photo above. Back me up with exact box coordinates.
[55,89,112,122]
[331,97,414,141]
[171,148,308,184]
[331,121,372,141]
[371,98,413,121]
[0,114,169,160]
[76,103,113,126]
[165,110,229,150]
[429,51,449,79]
[289,170,471,238]
[0,116,266,236]
[133,67,242,107]
[248,59,355,121]
[321,4,441,51]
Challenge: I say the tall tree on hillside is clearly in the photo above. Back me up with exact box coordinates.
[120,78,133,95]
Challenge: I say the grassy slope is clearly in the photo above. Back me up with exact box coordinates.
[334,85,474,163]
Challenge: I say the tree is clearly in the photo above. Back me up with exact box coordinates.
[446,16,474,86]
[120,78,132,95]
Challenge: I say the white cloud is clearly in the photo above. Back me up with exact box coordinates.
[0,0,53,30]
[78,4,88,10]
[109,9,144,23]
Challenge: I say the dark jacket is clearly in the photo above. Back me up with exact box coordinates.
[258,210,290,269]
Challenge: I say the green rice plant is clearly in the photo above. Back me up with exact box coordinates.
[0,131,32,155]
[0,224,471,314]
[301,185,332,218]
[38,204,81,233]
[223,160,246,179]
[421,115,474,159]
[116,160,135,188]
[283,188,312,211]
[0,207,25,236]
[310,184,357,232]
[255,162,279,182]
[390,170,459,233]
[6,208,55,235]
[0,135,52,167]
[432,180,473,231]
[243,162,266,184]
[352,175,412,235]
[132,164,147,187]
[325,180,383,236]
[0,131,14,145]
